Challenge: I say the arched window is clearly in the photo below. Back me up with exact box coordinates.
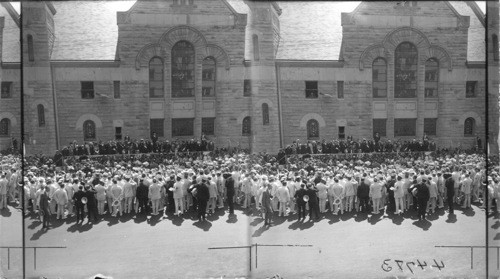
[262,103,269,125]
[202,57,216,97]
[464,117,475,136]
[493,34,499,61]
[242,116,251,135]
[149,57,164,98]
[0,118,10,136]
[425,58,439,98]
[252,34,260,61]
[372,57,387,98]
[307,119,319,139]
[83,120,96,141]
[27,34,34,62]
[395,42,418,98]
[172,41,195,98]
[37,104,45,127]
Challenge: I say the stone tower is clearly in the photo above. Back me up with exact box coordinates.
[22,1,58,155]
[244,0,281,153]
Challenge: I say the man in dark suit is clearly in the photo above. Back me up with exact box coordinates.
[357,178,370,212]
[136,179,150,214]
[39,186,52,229]
[306,183,320,221]
[261,182,274,226]
[85,186,98,223]
[73,186,86,223]
[415,177,430,220]
[444,172,455,214]
[294,183,307,221]
[224,173,235,214]
[189,177,210,221]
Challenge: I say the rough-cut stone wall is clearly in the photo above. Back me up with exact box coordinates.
[487,1,499,155]
[23,2,57,155]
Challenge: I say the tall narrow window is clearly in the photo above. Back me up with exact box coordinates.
[172,41,195,98]
[394,118,416,136]
[252,34,260,61]
[307,119,319,139]
[337,81,344,99]
[338,126,345,139]
[1,82,12,99]
[115,127,122,140]
[113,81,120,99]
[244,79,251,96]
[149,57,164,98]
[305,81,318,98]
[373,119,387,137]
[242,116,251,135]
[151,119,165,137]
[493,34,499,61]
[202,118,215,136]
[424,118,437,136]
[395,42,418,98]
[202,57,216,97]
[464,117,475,136]
[81,81,94,99]
[172,118,193,137]
[466,81,477,98]
[0,118,10,136]
[425,58,439,98]
[27,34,34,62]
[37,104,45,127]
[372,58,387,98]
[262,103,269,125]
[83,120,96,141]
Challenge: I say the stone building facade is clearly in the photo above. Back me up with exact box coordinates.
[6,1,496,155]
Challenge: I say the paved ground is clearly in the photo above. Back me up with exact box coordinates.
[0,201,497,279]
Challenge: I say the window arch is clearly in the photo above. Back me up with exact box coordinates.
[425,58,439,98]
[0,118,10,137]
[172,41,195,98]
[202,56,216,97]
[394,42,417,98]
[262,103,269,125]
[37,104,45,127]
[464,117,475,136]
[307,119,319,139]
[149,57,164,98]
[242,116,251,135]
[27,34,34,62]
[252,34,260,61]
[372,57,387,98]
[83,120,96,142]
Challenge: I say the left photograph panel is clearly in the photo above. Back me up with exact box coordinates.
[0,1,22,278]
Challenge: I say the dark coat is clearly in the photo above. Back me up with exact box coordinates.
[357,181,370,199]
[295,188,307,205]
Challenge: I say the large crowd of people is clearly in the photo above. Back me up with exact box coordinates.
[0,145,498,229]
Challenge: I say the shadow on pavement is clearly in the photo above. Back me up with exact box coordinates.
[1,208,12,217]
[354,212,368,222]
[30,228,47,241]
[28,220,42,230]
[287,219,314,231]
[445,213,457,223]
[67,222,93,233]
[494,233,500,240]
[412,219,432,231]
[252,224,270,237]
[148,214,162,226]
[250,217,264,226]
[492,220,500,229]
[226,213,238,223]
[193,220,212,231]
[368,213,383,225]
[134,214,148,224]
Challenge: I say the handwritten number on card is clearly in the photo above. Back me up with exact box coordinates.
[395,260,404,271]
[417,260,427,270]
[381,259,392,272]
[432,259,445,271]
[406,262,415,274]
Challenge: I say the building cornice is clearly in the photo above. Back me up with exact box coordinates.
[465,61,485,68]
[50,60,121,68]
[275,60,344,68]
[1,62,20,69]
